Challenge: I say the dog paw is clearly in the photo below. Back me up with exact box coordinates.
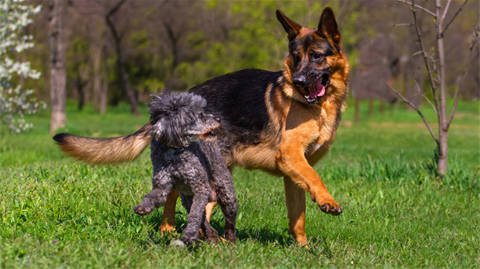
[319,202,343,216]
[133,204,154,215]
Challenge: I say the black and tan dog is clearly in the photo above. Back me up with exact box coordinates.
[53,7,349,246]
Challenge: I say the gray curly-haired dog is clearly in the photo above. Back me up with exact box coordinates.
[133,92,237,245]
[53,92,237,245]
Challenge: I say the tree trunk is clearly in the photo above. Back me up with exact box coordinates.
[91,36,107,114]
[49,0,66,134]
[164,21,181,72]
[436,0,448,175]
[75,77,85,111]
[105,0,139,116]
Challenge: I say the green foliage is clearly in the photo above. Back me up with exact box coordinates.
[178,1,368,88]
[1,100,479,267]
[94,0,369,93]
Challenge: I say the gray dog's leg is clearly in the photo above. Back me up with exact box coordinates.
[215,181,238,243]
[182,195,220,243]
[134,171,172,216]
[181,189,211,245]
[211,168,238,243]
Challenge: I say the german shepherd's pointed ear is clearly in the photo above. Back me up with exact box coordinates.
[316,7,341,48]
[276,9,302,41]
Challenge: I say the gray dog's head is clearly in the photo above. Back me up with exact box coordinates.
[148,91,221,148]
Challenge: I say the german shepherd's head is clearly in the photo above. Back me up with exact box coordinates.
[276,7,350,104]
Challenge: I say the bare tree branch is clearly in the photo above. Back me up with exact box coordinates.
[447,90,460,129]
[383,81,440,147]
[431,55,440,81]
[105,0,126,46]
[411,1,440,111]
[414,80,438,115]
[105,0,140,115]
[441,0,469,36]
[106,0,127,18]
[440,0,452,22]
[396,0,436,17]
[394,23,414,27]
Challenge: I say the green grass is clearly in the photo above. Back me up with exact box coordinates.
[1,100,479,268]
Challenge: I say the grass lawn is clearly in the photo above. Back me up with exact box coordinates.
[1,99,479,268]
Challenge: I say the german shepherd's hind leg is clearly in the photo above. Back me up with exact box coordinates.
[205,201,217,222]
[160,190,179,233]
[283,176,308,246]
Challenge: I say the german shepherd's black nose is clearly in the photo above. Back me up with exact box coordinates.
[293,75,307,87]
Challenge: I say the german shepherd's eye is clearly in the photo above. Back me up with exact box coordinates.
[312,52,323,60]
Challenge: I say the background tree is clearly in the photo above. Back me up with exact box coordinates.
[386,0,479,176]
[19,0,477,121]
[0,0,45,133]
[105,0,139,115]
[48,0,67,134]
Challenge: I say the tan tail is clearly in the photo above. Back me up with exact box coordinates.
[53,123,153,164]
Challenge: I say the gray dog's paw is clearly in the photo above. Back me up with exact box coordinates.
[133,204,154,215]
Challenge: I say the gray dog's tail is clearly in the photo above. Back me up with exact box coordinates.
[53,123,153,164]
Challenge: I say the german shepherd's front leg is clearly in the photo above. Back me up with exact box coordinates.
[276,144,342,215]
[276,145,342,244]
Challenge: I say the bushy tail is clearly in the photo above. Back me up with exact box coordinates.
[53,123,153,164]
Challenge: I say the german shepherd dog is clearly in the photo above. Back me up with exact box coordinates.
[53,7,349,246]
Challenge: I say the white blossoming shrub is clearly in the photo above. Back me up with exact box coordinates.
[0,0,45,133]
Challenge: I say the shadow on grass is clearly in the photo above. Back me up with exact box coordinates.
[136,211,295,248]
[235,226,291,246]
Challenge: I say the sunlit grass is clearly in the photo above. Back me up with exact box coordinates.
[1,100,479,267]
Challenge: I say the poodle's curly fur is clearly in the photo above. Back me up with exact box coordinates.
[133,92,238,245]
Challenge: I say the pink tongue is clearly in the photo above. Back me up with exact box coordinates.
[309,81,325,99]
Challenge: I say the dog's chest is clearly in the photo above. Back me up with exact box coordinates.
[285,102,337,157]
[164,153,209,196]
[173,181,195,196]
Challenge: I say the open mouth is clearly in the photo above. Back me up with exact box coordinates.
[304,74,330,103]
[200,124,220,142]
[200,130,217,141]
